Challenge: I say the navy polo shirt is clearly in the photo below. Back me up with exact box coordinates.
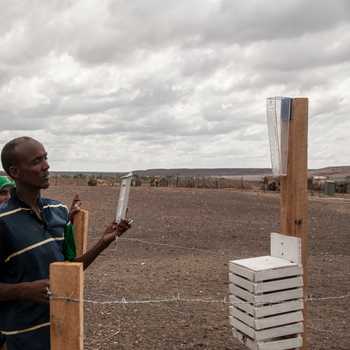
[0,190,69,349]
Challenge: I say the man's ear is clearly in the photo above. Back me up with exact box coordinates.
[8,165,19,180]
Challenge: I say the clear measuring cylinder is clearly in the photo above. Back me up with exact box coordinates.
[116,172,133,223]
[266,97,292,176]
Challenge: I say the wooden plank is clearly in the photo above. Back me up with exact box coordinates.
[232,318,303,341]
[231,256,302,282]
[233,328,257,350]
[73,209,89,256]
[255,310,303,330]
[229,295,255,316]
[50,262,84,350]
[255,288,303,304]
[230,306,255,328]
[232,306,303,330]
[255,276,303,293]
[229,284,254,303]
[258,335,303,350]
[230,283,303,305]
[256,322,303,341]
[229,261,255,281]
[231,273,303,294]
[255,299,304,318]
[229,273,255,292]
[255,265,302,282]
[231,317,256,339]
[230,295,303,318]
[280,97,309,349]
[233,329,302,350]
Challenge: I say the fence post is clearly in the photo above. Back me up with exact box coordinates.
[280,97,309,349]
[50,262,84,350]
[73,209,89,256]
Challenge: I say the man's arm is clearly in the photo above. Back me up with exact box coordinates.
[0,222,50,304]
[73,220,130,270]
[0,280,49,303]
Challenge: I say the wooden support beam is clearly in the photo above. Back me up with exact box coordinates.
[73,209,89,256]
[50,262,84,350]
[280,97,309,349]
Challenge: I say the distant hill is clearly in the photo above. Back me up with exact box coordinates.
[132,168,272,177]
[310,166,350,178]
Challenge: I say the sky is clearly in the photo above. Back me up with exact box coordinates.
[0,0,349,172]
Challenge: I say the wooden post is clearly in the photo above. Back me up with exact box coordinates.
[73,209,89,256]
[50,262,84,350]
[280,98,308,349]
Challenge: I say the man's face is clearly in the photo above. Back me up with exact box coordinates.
[10,140,50,189]
[0,187,11,204]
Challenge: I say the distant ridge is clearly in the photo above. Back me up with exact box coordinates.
[132,168,272,177]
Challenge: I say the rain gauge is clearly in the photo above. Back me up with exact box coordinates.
[116,172,133,223]
[266,97,292,176]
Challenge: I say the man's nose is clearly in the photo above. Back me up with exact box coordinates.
[43,159,50,171]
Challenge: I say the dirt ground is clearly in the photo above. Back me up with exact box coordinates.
[45,186,350,350]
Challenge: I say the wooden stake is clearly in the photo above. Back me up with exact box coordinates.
[280,97,308,349]
[73,209,89,256]
[50,262,84,350]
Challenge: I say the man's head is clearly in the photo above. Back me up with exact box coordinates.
[1,137,50,190]
[0,176,15,204]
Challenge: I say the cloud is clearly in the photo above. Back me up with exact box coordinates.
[0,0,349,171]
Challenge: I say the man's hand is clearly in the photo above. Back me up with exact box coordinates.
[21,279,50,304]
[69,194,81,222]
[101,220,131,247]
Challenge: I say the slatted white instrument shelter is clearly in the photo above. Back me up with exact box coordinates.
[229,233,304,350]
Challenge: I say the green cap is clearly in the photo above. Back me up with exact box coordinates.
[0,176,15,191]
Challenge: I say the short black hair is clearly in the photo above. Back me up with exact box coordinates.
[1,137,35,176]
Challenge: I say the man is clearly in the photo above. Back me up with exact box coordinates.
[0,177,14,350]
[0,176,15,205]
[0,136,131,350]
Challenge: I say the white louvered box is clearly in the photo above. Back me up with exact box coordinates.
[228,233,304,350]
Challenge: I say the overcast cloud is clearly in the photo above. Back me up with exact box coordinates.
[0,0,349,171]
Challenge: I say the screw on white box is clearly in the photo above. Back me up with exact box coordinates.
[266,97,292,176]
[116,172,133,224]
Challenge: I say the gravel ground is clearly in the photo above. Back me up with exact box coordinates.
[45,186,350,350]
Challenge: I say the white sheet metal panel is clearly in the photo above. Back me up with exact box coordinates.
[270,232,302,265]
